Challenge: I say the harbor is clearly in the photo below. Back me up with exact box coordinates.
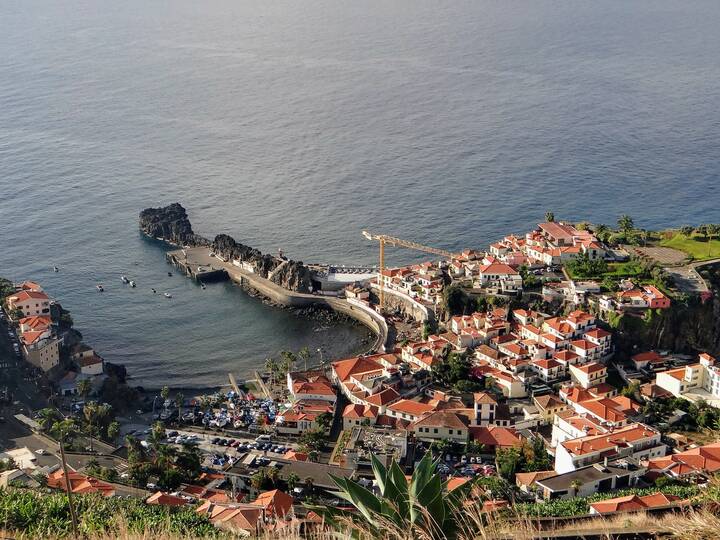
[166,246,390,354]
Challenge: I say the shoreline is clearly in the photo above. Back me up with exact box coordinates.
[164,245,390,355]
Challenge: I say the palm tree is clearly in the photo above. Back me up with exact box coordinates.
[107,421,120,443]
[37,408,60,431]
[174,392,184,416]
[618,214,634,234]
[594,224,610,243]
[545,211,555,223]
[298,346,310,371]
[160,386,170,403]
[570,479,582,497]
[264,357,278,387]
[286,472,300,492]
[77,379,91,402]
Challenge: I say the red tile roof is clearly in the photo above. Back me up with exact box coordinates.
[590,493,681,515]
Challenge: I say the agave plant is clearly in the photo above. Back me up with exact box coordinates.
[308,453,475,539]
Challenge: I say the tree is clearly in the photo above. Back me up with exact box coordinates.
[594,224,611,243]
[299,428,326,453]
[37,408,61,431]
[695,224,709,241]
[107,421,120,442]
[286,472,300,491]
[680,226,695,238]
[297,346,311,371]
[77,379,91,401]
[251,468,269,490]
[618,215,634,234]
[316,412,333,432]
[621,382,641,400]
[466,440,486,455]
[545,211,555,223]
[495,447,523,479]
[174,392,184,415]
[0,278,15,299]
[570,479,582,497]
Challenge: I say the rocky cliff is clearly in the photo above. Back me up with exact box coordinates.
[614,263,720,358]
[139,203,209,247]
[139,203,313,293]
[211,233,313,293]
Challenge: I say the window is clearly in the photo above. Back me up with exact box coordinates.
[433,428,438,434]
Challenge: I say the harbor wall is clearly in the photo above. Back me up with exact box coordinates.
[167,249,389,353]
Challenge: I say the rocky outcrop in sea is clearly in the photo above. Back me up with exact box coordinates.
[139,203,209,247]
[139,203,313,293]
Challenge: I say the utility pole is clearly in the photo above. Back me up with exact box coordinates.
[59,431,79,538]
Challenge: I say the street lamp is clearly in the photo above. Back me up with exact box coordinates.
[316,348,324,371]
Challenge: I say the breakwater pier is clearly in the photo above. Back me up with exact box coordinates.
[166,247,390,353]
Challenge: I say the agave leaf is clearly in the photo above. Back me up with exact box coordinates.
[409,452,434,499]
[445,477,476,509]
[343,475,383,526]
[370,454,388,496]
[416,470,443,507]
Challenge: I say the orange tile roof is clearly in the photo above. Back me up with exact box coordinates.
[365,387,400,407]
[252,489,294,518]
[47,470,114,497]
[412,410,469,430]
[645,442,720,477]
[146,491,189,506]
[332,356,384,382]
[470,426,522,448]
[562,424,657,456]
[590,493,681,514]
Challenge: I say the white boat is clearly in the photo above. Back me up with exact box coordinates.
[129,280,136,288]
[53,266,59,272]
[121,275,129,283]
[164,292,172,298]
[200,283,206,290]
[96,284,104,292]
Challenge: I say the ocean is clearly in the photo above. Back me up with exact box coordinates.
[1,0,719,388]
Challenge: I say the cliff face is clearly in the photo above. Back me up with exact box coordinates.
[139,203,209,246]
[270,260,313,293]
[211,233,313,293]
[615,264,720,358]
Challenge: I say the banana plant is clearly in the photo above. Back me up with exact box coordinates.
[308,452,475,539]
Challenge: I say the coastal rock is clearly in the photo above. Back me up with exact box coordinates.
[270,259,312,293]
[140,203,315,293]
[139,203,209,246]
[212,233,313,293]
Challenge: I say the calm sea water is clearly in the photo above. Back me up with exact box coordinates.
[2,0,719,388]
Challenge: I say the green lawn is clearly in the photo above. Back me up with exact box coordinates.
[565,260,644,280]
[603,261,645,277]
[660,233,720,261]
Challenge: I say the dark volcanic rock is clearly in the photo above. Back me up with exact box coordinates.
[139,203,314,294]
[139,203,209,246]
[271,260,312,293]
[211,233,312,293]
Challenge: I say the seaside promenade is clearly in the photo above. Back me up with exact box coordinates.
[166,247,389,353]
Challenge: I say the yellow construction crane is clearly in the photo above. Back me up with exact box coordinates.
[362,230,453,310]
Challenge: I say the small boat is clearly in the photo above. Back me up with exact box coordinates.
[200,283,206,290]
[167,272,173,277]
[164,292,172,298]
[53,266,59,272]
[129,280,136,288]
[121,275,129,283]
[151,288,157,294]
[96,284,104,292]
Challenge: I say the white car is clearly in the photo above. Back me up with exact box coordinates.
[35,449,46,455]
